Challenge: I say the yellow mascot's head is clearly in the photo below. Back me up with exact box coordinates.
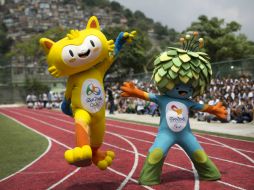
[40,16,112,77]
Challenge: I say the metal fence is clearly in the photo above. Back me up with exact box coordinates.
[125,58,254,82]
[211,58,254,79]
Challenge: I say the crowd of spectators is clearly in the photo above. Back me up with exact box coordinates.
[195,77,253,123]
[105,81,160,117]
[26,91,64,109]
[105,76,254,124]
[25,76,253,124]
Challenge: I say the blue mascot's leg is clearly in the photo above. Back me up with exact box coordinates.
[61,98,73,117]
[178,132,221,180]
[139,132,175,185]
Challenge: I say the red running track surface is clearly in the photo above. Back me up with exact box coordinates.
[0,107,253,190]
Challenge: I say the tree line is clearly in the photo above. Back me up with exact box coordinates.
[1,0,254,76]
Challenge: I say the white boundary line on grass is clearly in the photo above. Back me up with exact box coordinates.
[0,113,52,183]
[10,108,249,190]
[2,110,152,190]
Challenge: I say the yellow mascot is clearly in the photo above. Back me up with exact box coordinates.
[40,16,136,170]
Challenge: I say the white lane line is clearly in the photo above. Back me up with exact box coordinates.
[217,181,246,190]
[176,145,199,190]
[47,168,80,190]
[1,111,84,190]
[197,141,254,154]
[208,156,254,168]
[116,134,254,169]
[105,124,254,167]
[10,109,249,190]
[107,167,154,190]
[105,118,254,143]
[107,132,139,190]
[36,109,254,153]
[196,134,254,164]
[34,109,254,143]
[104,142,192,172]
[195,132,254,143]
[114,123,199,190]
[20,171,59,174]
[3,110,153,190]
[0,113,52,182]
[107,123,254,154]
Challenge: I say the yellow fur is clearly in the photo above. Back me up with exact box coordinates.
[40,16,118,169]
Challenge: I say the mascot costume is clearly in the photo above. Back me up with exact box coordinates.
[121,32,227,185]
[40,16,136,170]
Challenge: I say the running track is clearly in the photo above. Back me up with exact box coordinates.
[0,107,254,190]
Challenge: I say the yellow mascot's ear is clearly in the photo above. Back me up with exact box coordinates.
[86,16,100,30]
[39,38,55,54]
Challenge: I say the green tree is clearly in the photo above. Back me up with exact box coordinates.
[8,27,67,65]
[0,23,13,66]
[186,15,254,61]
[153,22,169,40]
[110,1,122,12]
[81,0,109,7]
[103,27,153,76]
[24,78,50,96]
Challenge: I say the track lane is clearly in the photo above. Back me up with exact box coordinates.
[0,113,79,190]
[0,107,253,189]
[0,109,147,190]
[30,107,253,189]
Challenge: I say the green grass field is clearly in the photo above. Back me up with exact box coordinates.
[0,114,48,180]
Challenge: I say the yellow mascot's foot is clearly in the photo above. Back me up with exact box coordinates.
[92,149,115,170]
[64,145,92,167]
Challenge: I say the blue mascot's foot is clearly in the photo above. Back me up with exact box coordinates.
[192,150,221,180]
[139,148,165,185]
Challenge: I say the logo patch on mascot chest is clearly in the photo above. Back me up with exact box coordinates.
[81,79,105,113]
[166,101,188,132]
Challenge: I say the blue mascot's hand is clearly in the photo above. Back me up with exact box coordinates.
[114,31,136,56]
[61,98,73,117]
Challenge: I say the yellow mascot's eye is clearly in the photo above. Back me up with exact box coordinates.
[69,50,74,57]
[90,40,95,47]
[61,35,103,67]
[62,46,77,64]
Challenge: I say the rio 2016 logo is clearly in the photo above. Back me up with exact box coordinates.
[86,83,101,96]
[166,101,188,132]
[81,79,104,113]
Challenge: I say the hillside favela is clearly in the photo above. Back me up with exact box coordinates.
[0,0,130,103]
[0,0,253,105]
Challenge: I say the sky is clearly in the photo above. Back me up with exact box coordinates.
[112,0,254,41]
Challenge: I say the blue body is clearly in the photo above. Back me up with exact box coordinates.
[148,84,205,157]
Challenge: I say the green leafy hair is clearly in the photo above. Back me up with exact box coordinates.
[152,32,212,97]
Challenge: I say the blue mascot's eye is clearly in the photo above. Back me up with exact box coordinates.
[90,40,95,47]
[69,50,74,57]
